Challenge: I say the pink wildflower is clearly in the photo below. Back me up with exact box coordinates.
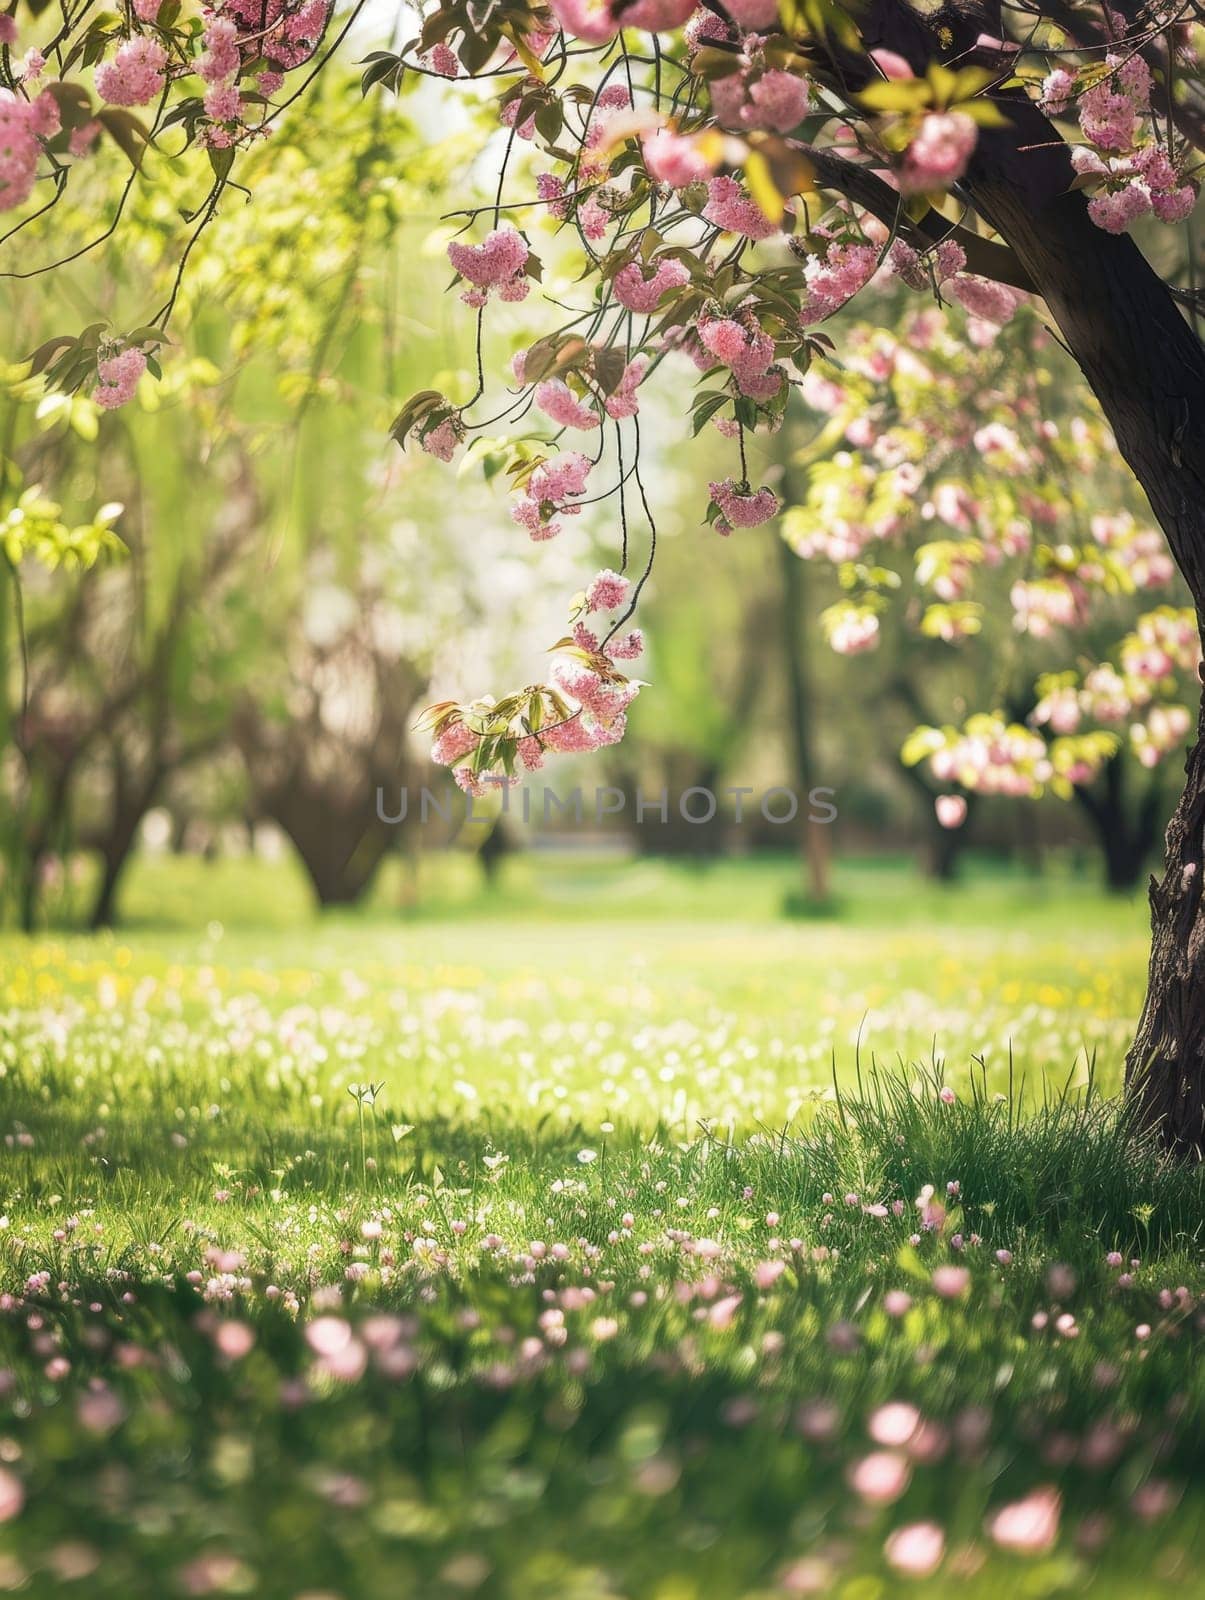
[849,1451,911,1505]
[932,1264,970,1298]
[987,1486,1061,1554]
[0,1467,22,1522]
[884,1522,946,1578]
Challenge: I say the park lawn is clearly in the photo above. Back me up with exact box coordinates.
[0,856,1202,1598]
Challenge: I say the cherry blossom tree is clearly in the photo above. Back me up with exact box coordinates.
[3,0,1205,1148]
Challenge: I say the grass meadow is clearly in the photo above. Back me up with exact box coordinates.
[1,856,1202,1598]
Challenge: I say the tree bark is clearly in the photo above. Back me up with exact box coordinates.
[1126,691,1205,1158]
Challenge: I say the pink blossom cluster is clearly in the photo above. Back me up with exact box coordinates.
[511,450,592,540]
[711,66,810,133]
[419,414,464,462]
[1010,577,1084,637]
[199,15,241,82]
[577,83,631,182]
[697,316,780,398]
[800,241,879,325]
[1075,144,1198,234]
[535,379,600,430]
[604,355,648,419]
[95,35,168,107]
[945,273,1026,333]
[1078,52,1151,152]
[888,238,965,292]
[899,111,978,195]
[1091,513,1174,589]
[192,0,328,142]
[1039,67,1076,117]
[1121,607,1201,681]
[423,42,459,78]
[225,0,330,81]
[702,175,779,240]
[585,568,629,612]
[612,257,691,313]
[641,127,716,188]
[0,87,60,212]
[93,345,148,411]
[547,0,694,45]
[823,603,881,654]
[1080,663,1136,723]
[536,172,569,219]
[1031,679,1083,735]
[928,717,1053,797]
[547,654,640,747]
[1131,703,1192,768]
[709,478,781,535]
[447,226,531,307]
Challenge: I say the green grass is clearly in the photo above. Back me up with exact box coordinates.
[1,855,1201,1598]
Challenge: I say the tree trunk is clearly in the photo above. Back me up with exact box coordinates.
[1073,757,1164,894]
[1126,693,1205,1158]
[776,524,832,906]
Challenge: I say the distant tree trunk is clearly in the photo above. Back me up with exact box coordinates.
[88,748,166,930]
[270,801,395,907]
[1073,758,1165,894]
[928,804,972,883]
[477,816,514,886]
[776,526,831,905]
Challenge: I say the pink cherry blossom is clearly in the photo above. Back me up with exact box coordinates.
[709,479,781,534]
[95,36,168,107]
[586,569,629,612]
[613,257,691,313]
[900,111,978,195]
[935,794,967,829]
[447,226,530,299]
[642,127,715,187]
[0,88,61,211]
[703,175,779,239]
[535,379,600,430]
[94,346,148,411]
